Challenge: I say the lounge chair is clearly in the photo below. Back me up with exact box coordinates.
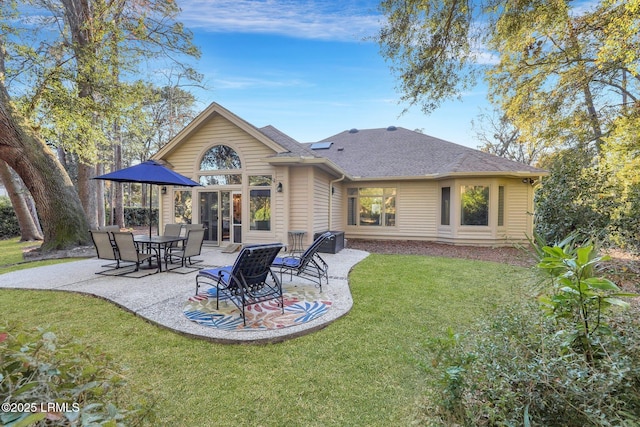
[271,231,332,291]
[165,228,205,272]
[89,230,121,274]
[195,243,285,325]
[112,231,160,274]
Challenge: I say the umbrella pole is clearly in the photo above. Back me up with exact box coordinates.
[149,183,153,238]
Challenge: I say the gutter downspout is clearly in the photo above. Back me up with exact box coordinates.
[328,175,345,230]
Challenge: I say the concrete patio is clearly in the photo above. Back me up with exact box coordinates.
[0,246,369,344]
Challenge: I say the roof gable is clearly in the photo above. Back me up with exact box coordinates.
[153,102,290,160]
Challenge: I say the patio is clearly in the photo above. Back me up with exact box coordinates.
[1,245,369,344]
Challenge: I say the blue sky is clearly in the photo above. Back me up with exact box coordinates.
[175,0,491,148]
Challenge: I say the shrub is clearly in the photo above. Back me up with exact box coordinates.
[419,238,640,426]
[534,149,617,246]
[419,303,640,426]
[536,236,637,363]
[0,197,20,239]
[0,322,156,426]
[106,207,158,227]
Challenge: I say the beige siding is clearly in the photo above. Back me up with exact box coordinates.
[330,183,344,231]
[288,166,312,245]
[344,178,534,246]
[163,115,272,177]
[344,180,440,241]
[312,169,331,236]
[503,180,532,242]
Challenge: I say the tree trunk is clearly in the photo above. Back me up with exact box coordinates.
[0,89,90,250]
[96,163,105,226]
[114,144,124,227]
[0,159,43,241]
[78,162,98,229]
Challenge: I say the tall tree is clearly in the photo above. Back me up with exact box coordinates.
[472,108,548,165]
[0,2,89,250]
[0,78,89,249]
[376,0,640,151]
[2,0,200,242]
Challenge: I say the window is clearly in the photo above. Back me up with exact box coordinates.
[249,175,272,231]
[200,145,241,170]
[199,145,242,186]
[173,190,192,224]
[461,185,489,226]
[199,174,242,186]
[441,187,451,226]
[498,186,505,227]
[347,187,396,226]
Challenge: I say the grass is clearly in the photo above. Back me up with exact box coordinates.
[0,241,534,425]
[0,237,78,274]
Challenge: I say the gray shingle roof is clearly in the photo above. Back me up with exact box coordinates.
[258,125,319,158]
[306,127,545,178]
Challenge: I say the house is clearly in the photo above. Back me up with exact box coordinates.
[152,102,547,248]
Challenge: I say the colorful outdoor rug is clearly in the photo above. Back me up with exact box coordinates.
[183,285,332,330]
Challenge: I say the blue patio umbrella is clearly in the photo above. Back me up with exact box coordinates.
[95,160,200,236]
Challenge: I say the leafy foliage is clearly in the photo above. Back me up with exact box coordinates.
[419,237,639,425]
[0,197,20,239]
[536,235,636,362]
[0,322,155,426]
[419,302,640,426]
[535,148,618,245]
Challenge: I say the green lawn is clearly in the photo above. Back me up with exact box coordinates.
[0,246,533,425]
[0,238,79,274]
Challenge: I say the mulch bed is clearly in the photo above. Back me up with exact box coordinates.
[347,239,535,267]
[348,239,640,297]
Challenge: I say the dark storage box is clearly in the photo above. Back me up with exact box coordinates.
[314,231,345,254]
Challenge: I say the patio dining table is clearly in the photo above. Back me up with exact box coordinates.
[134,235,187,272]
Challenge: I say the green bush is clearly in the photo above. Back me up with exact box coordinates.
[535,149,618,246]
[420,302,640,426]
[420,237,639,426]
[0,197,20,239]
[106,207,158,227]
[0,323,155,426]
[537,236,636,363]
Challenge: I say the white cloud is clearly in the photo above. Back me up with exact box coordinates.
[213,75,310,89]
[177,0,382,41]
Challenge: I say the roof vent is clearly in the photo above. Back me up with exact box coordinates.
[387,126,397,131]
[310,141,333,150]
[349,128,358,133]
[337,147,344,151]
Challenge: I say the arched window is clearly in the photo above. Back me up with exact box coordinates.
[199,145,242,186]
[200,145,241,170]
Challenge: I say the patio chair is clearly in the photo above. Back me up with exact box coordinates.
[271,231,332,291]
[195,243,285,325]
[164,223,183,237]
[184,223,205,232]
[89,230,121,274]
[163,223,184,251]
[112,231,160,274]
[165,228,205,273]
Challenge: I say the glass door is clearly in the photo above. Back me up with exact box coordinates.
[199,192,219,243]
[232,192,242,243]
[199,190,242,245]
